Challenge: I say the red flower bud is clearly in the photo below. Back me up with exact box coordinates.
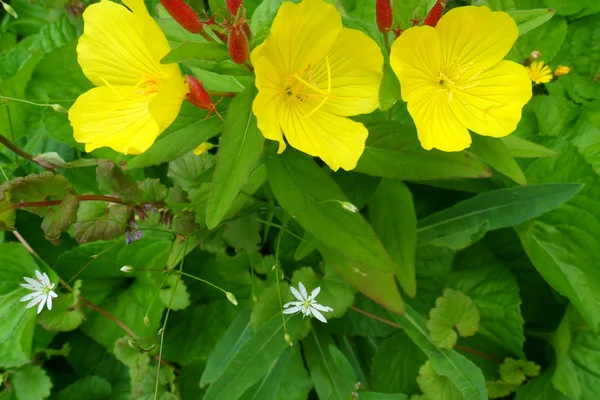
[241,21,252,41]
[228,27,249,64]
[185,76,223,119]
[160,0,203,33]
[423,0,445,27]
[376,0,393,33]
[226,0,243,16]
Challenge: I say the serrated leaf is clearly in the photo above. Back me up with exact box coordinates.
[167,151,215,192]
[206,84,265,228]
[41,193,79,239]
[0,192,16,230]
[159,275,191,311]
[12,365,52,400]
[138,179,168,203]
[74,201,130,244]
[56,376,112,400]
[499,358,541,385]
[96,161,142,203]
[427,289,480,348]
[486,380,519,399]
[223,216,262,253]
[417,361,462,400]
[37,279,85,332]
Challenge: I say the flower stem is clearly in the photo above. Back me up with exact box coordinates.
[0,132,56,170]
[11,194,125,208]
[383,32,391,54]
[81,298,140,340]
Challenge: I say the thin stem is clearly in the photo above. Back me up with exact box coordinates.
[200,29,218,43]
[0,132,55,170]
[383,32,391,54]
[81,298,140,340]
[453,344,502,364]
[11,194,124,208]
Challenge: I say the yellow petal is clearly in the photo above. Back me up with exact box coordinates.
[408,92,471,152]
[436,6,518,72]
[77,0,168,87]
[252,56,286,153]
[309,28,384,116]
[390,25,442,103]
[279,102,367,171]
[450,60,532,138]
[148,71,188,131]
[257,0,342,75]
[69,86,160,155]
[122,0,173,64]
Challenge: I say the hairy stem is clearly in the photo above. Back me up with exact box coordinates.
[0,132,56,170]
[11,194,125,208]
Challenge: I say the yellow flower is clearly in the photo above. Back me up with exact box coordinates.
[193,142,214,156]
[526,60,553,84]
[390,6,532,152]
[251,0,383,171]
[68,0,187,155]
[554,65,571,77]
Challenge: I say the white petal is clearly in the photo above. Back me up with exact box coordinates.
[49,291,58,298]
[23,277,43,289]
[298,282,308,300]
[313,303,333,312]
[46,294,53,311]
[310,307,328,323]
[41,272,51,287]
[25,293,46,309]
[290,286,304,302]
[283,301,302,308]
[20,292,41,302]
[21,283,42,291]
[283,305,302,314]
[308,286,321,301]
[35,270,44,282]
[37,296,47,314]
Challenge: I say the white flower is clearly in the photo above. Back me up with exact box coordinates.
[19,270,58,314]
[283,282,333,323]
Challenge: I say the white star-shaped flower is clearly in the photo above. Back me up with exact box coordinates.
[283,282,333,323]
[19,270,58,314]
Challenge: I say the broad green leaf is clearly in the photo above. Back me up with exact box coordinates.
[251,282,294,330]
[328,295,397,338]
[469,136,526,185]
[389,305,488,400]
[369,179,417,297]
[223,216,262,253]
[40,193,79,239]
[56,376,113,400]
[203,314,306,400]
[96,161,142,202]
[294,231,318,261]
[249,0,286,42]
[417,361,462,400]
[499,358,540,385]
[267,148,396,273]
[303,328,356,400]
[206,85,265,228]
[379,61,401,111]
[126,115,222,169]
[517,143,600,328]
[356,121,492,181]
[167,152,215,192]
[501,135,558,158]
[37,279,84,332]
[358,394,408,400]
[73,201,131,244]
[200,305,253,387]
[515,368,568,400]
[12,365,52,400]
[418,183,583,247]
[0,243,39,368]
[371,332,427,395]
[138,179,168,203]
[392,0,430,29]
[543,0,600,17]
[159,274,191,311]
[508,16,567,63]
[161,42,229,63]
[272,347,313,400]
[427,289,480,349]
[486,381,519,399]
[507,8,554,35]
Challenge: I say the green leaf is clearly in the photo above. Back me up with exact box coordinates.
[369,179,417,297]
[159,274,191,311]
[486,381,519,399]
[371,332,427,395]
[203,313,306,400]
[291,266,355,319]
[390,305,488,400]
[417,361,462,400]
[249,0,286,42]
[251,282,294,330]
[426,289,480,349]
[161,42,229,64]
[74,201,131,244]
[56,376,113,400]
[267,148,396,274]
[0,243,38,368]
[543,0,600,17]
[206,85,265,228]
[138,179,168,203]
[200,305,253,387]
[515,368,568,400]
[167,151,215,192]
[0,192,16,229]
[356,121,492,180]
[553,15,600,78]
[501,136,558,158]
[223,216,262,253]
[96,161,142,203]
[12,365,52,400]
[379,61,401,111]
[499,358,541,385]
[507,8,554,35]
[507,16,567,63]
[41,193,79,239]
[303,328,357,400]
[469,136,526,185]
[358,394,408,400]
[37,279,84,332]
[417,183,583,248]
[127,113,222,169]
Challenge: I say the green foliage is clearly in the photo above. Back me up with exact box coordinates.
[11,365,53,400]
[426,289,480,349]
[37,279,84,332]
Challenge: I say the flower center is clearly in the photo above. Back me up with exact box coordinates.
[436,60,482,102]
[283,56,334,118]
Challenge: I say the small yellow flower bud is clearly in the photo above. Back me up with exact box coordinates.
[554,65,571,77]
[226,292,238,306]
[284,333,293,346]
[2,1,18,18]
[120,265,133,273]
[193,142,215,156]
[529,50,540,61]
[341,201,358,213]
[144,316,151,327]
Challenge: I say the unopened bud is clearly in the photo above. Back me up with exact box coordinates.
[185,75,213,110]
[50,104,67,112]
[554,65,570,76]
[193,142,214,156]
[128,339,137,348]
[341,202,358,213]
[144,316,151,327]
[226,292,238,306]
[241,21,252,40]
[529,50,541,61]
[2,1,18,18]
[157,328,164,336]
[120,265,133,273]
[228,26,249,64]
[160,0,203,33]
[284,333,293,346]
[423,0,445,27]
[226,0,243,16]
[272,263,279,271]
[375,0,392,33]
